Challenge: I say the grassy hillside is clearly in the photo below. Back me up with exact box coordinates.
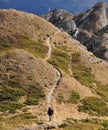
[0,9,108,130]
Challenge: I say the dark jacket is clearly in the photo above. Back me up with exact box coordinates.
[47,107,54,116]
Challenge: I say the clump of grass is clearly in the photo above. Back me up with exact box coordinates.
[25,83,45,105]
[0,34,48,58]
[71,52,96,88]
[0,101,23,113]
[0,82,45,113]
[18,34,48,58]
[102,120,108,129]
[59,118,108,130]
[58,120,102,130]
[0,41,12,52]
[0,113,37,130]
[78,97,108,116]
[67,91,80,104]
[57,93,65,104]
[57,91,80,104]
[72,64,96,88]
[71,52,81,63]
[0,85,26,113]
[95,83,108,102]
[7,79,21,87]
[10,112,37,120]
[48,47,70,73]
[0,86,26,101]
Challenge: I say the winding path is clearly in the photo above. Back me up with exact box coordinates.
[45,29,62,107]
[47,69,61,106]
[45,29,60,61]
[44,37,51,61]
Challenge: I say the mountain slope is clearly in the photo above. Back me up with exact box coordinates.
[0,9,108,130]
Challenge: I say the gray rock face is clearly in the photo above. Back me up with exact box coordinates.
[42,2,108,61]
[42,9,76,32]
[61,20,76,32]
[87,26,108,61]
[74,2,108,61]
[76,2,108,32]
[73,29,92,45]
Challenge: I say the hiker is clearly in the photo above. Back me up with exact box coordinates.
[47,107,54,122]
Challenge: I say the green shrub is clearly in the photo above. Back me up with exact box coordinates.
[102,120,108,128]
[0,86,26,101]
[0,101,23,113]
[79,97,108,116]
[25,83,45,105]
[72,64,96,88]
[7,79,20,87]
[0,41,11,50]
[0,113,38,130]
[68,91,80,104]
[48,48,70,73]
[57,93,65,104]
[0,85,26,113]
[25,98,39,105]
[95,83,108,102]
[0,83,45,112]
[11,112,37,120]
[71,52,81,63]
[0,34,48,58]
[59,120,102,130]
[18,35,48,58]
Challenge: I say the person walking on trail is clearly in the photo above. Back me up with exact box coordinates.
[47,107,54,122]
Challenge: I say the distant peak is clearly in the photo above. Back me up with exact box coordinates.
[49,8,72,14]
[93,1,107,8]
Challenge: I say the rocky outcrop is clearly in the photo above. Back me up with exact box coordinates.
[73,2,108,61]
[42,9,76,33]
[75,2,108,32]
[73,29,92,45]
[87,27,108,61]
[42,2,108,61]
[43,2,108,33]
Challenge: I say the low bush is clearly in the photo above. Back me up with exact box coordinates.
[25,98,39,105]
[71,52,81,63]
[0,101,23,113]
[68,91,80,104]
[95,83,108,102]
[57,93,65,104]
[25,83,45,105]
[0,86,26,101]
[72,64,96,88]
[18,35,48,58]
[0,34,48,58]
[78,97,108,116]
[0,41,11,50]
[7,79,21,87]
[48,48,70,73]
[0,82,45,113]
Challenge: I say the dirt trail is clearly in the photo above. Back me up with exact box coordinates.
[45,29,60,61]
[47,68,61,107]
[44,29,62,107]
[45,37,51,61]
